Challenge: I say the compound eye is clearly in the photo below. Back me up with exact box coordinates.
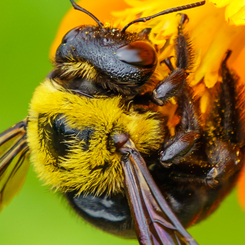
[62,27,80,43]
[116,41,157,68]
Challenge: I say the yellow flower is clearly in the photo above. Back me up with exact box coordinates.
[50,0,245,207]
[210,0,245,26]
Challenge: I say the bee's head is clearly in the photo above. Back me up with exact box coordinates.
[51,0,205,98]
[53,25,157,97]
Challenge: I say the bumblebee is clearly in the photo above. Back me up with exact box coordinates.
[1,0,245,244]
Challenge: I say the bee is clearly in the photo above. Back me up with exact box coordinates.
[1,0,245,244]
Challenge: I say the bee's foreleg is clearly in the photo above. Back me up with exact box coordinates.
[160,91,201,167]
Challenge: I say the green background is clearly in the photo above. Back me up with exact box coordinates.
[0,1,245,244]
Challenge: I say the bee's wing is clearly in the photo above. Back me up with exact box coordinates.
[0,119,30,211]
[120,139,197,245]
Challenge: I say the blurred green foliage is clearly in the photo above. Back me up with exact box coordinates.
[0,1,244,244]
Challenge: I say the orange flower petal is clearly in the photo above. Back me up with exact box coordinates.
[50,0,129,58]
[232,46,245,83]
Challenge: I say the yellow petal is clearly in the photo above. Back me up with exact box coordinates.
[210,0,245,26]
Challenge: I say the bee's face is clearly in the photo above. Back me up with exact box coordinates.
[53,25,157,96]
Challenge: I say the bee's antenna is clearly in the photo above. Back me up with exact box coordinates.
[121,1,206,33]
[70,0,104,28]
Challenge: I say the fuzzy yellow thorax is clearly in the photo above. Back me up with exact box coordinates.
[27,79,163,196]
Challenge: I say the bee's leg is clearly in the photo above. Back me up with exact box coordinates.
[132,55,181,106]
[205,142,243,187]
[175,13,190,69]
[138,27,152,39]
[204,51,244,186]
[152,64,186,106]
[162,57,174,71]
[152,14,190,106]
[159,90,201,167]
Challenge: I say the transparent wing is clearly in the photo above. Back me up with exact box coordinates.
[119,138,197,245]
[0,119,30,211]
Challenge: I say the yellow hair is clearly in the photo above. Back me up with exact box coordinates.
[27,79,164,196]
